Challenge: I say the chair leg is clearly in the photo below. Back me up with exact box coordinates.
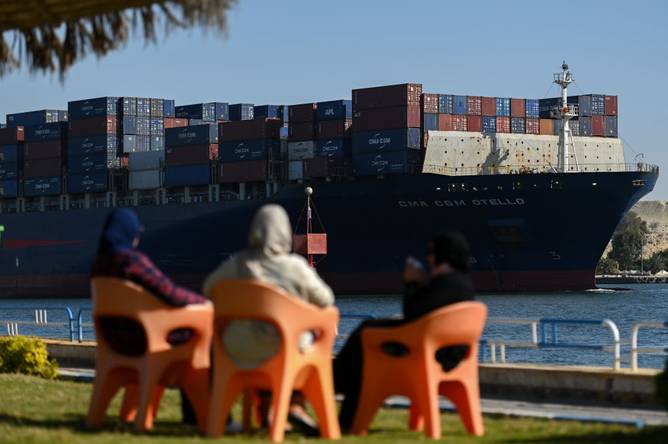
[441,380,484,436]
[418,383,442,439]
[302,368,341,439]
[409,403,424,432]
[206,372,238,438]
[351,392,385,437]
[269,374,294,443]
[134,371,162,431]
[242,390,256,432]
[86,367,123,429]
[180,367,210,434]
[119,384,139,422]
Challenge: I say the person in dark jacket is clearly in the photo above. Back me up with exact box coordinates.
[90,208,207,425]
[333,231,475,431]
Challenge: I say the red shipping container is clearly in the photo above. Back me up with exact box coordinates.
[303,157,350,178]
[438,114,467,131]
[539,119,554,135]
[511,98,526,118]
[24,158,62,178]
[164,118,189,129]
[592,115,605,136]
[466,115,482,132]
[421,93,439,113]
[496,116,510,133]
[605,96,618,116]
[24,140,65,160]
[352,83,422,110]
[220,118,282,142]
[316,119,352,140]
[166,144,217,165]
[288,103,317,123]
[466,96,482,115]
[352,105,421,131]
[525,118,540,134]
[0,126,24,144]
[289,121,316,141]
[219,160,267,183]
[69,116,117,137]
[481,97,496,116]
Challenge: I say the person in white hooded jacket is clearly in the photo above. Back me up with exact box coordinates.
[203,204,334,434]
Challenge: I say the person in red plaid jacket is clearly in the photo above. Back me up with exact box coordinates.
[90,208,206,426]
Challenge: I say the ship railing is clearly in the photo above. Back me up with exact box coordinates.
[484,318,621,370]
[422,162,659,176]
[0,306,78,341]
[630,321,668,371]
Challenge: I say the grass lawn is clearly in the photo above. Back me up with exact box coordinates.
[0,374,666,443]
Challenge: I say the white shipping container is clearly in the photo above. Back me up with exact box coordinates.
[288,160,304,180]
[287,141,315,161]
[129,151,164,171]
[129,169,162,190]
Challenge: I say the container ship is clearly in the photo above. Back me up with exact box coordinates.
[0,63,658,297]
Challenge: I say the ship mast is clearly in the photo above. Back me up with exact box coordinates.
[553,61,579,173]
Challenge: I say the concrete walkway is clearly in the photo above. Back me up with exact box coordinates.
[60,368,668,428]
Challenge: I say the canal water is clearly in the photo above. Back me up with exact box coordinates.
[1,283,667,369]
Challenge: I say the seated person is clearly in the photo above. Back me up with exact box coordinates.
[203,204,334,434]
[334,231,475,431]
[90,208,207,424]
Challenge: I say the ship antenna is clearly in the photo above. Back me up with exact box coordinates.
[553,61,578,173]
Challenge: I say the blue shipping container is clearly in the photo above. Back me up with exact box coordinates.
[604,116,618,137]
[69,135,117,156]
[316,138,351,158]
[525,99,540,118]
[229,103,254,121]
[438,95,454,114]
[136,117,151,136]
[352,128,421,154]
[68,153,112,174]
[136,98,150,117]
[219,139,280,162]
[482,116,496,134]
[122,116,137,134]
[68,172,108,194]
[591,94,605,115]
[165,164,210,187]
[150,118,164,136]
[0,144,21,163]
[121,97,137,116]
[215,103,230,121]
[423,113,439,131]
[23,177,61,196]
[579,117,592,136]
[68,97,118,119]
[150,136,165,151]
[353,150,421,176]
[453,95,468,115]
[122,135,137,153]
[164,99,176,118]
[570,120,580,136]
[24,122,68,142]
[0,162,18,180]
[496,98,511,117]
[316,100,352,121]
[511,117,525,134]
[7,110,66,127]
[0,180,17,197]
[166,124,218,146]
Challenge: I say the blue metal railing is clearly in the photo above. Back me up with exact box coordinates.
[0,306,78,341]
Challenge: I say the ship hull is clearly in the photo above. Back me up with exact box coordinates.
[0,169,657,297]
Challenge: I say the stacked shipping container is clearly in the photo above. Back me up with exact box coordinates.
[352,83,422,176]
[23,121,68,196]
[287,103,317,180]
[164,124,218,187]
[219,118,281,183]
[0,126,24,198]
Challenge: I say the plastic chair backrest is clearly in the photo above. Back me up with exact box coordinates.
[91,277,211,352]
[209,279,338,358]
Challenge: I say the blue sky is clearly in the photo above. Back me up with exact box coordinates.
[1,0,667,197]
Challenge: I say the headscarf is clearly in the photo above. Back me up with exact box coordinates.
[432,231,471,273]
[248,204,292,256]
[97,208,143,254]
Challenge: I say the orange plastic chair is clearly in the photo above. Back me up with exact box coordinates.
[352,301,487,439]
[206,279,340,442]
[86,277,213,433]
